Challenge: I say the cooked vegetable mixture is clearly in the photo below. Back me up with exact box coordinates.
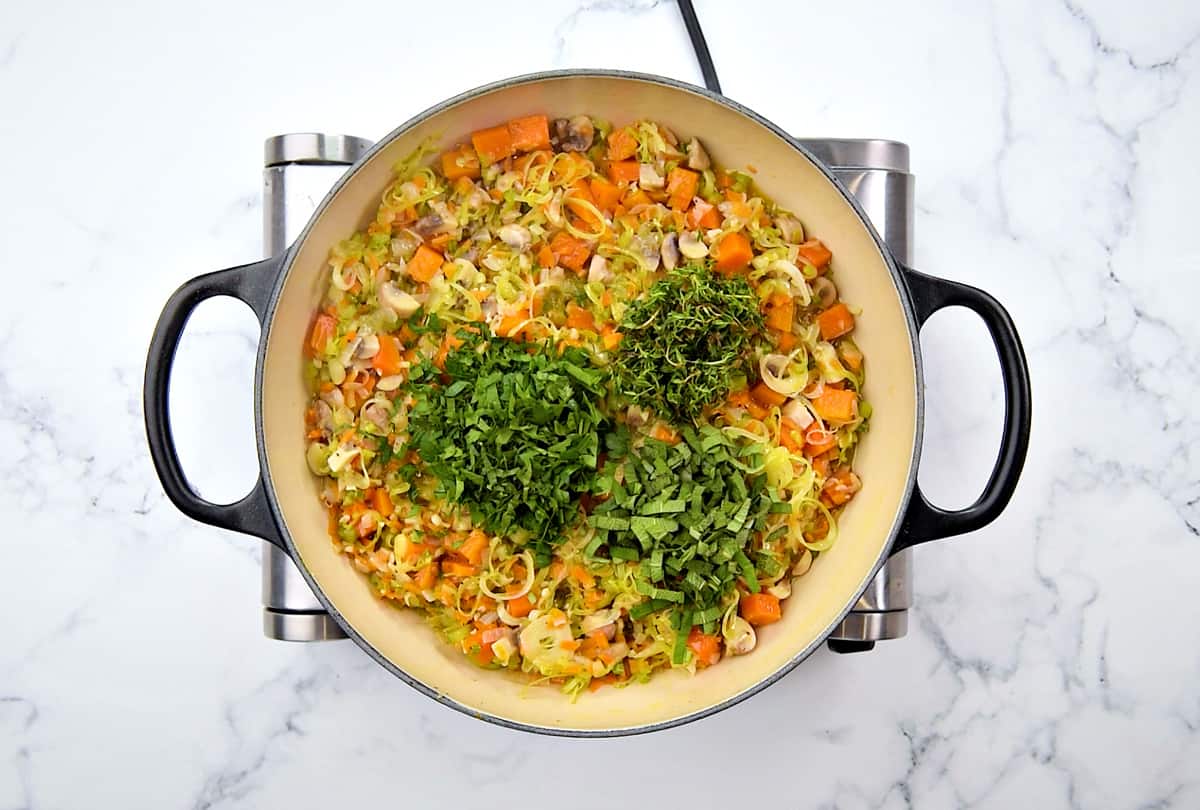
[303,113,869,695]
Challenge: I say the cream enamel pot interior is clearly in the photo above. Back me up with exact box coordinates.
[145,71,1031,736]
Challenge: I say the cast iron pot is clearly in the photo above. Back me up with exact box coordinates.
[145,70,1031,736]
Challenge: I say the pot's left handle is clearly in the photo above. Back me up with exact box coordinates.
[891,265,1032,553]
[144,255,289,551]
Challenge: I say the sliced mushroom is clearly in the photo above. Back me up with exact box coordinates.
[625,404,650,428]
[811,276,838,309]
[497,223,532,251]
[412,213,443,238]
[638,163,665,189]
[587,254,612,283]
[362,401,390,430]
[390,232,420,262]
[792,549,814,577]
[686,137,711,170]
[581,608,621,637]
[660,232,680,271]
[313,400,334,432]
[776,213,804,243]
[678,231,709,260]
[376,375,404,392]
[766,578,792,600]
[725,616,757,655]
[637,234,662,272]
[782,397,814,428]
[379,281,421,318]
[354,334,380,360]
[553,115,595,152]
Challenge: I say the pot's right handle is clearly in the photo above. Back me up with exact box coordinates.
[143,256,289,551]
[891,265,1032,554]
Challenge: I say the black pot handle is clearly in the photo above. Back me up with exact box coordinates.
[891,265,1032,553]
[143,256,288,551]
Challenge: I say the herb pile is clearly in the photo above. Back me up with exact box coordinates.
[613,265,763,423]
[587,425,788,662]
[406,329,609,562]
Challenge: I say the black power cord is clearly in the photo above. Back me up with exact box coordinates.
[677,0,722,95]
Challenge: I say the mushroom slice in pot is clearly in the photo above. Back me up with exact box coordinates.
[811,276,838,309]
[660,232,680,271]
[552,115,594,152]
[497,223,532,251]
[379,282,421,318]
[638,163,665,189]
[678,230,709,260]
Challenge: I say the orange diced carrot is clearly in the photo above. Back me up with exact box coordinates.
[796,239,832,269]
[686,199,721,229]
[308,314,336,356]
[549,231,591,274]
[406,244,444,283]
[440,144,481,180]
[372,335,403,377]
[459,529,490,566]
[564,303,597,332]
[762,292,794,332]
[666,167,699,211]
[589,176,622,214]
[607,127,637,161]
[471,124,514,165]
[811,388,858,423]
[686,628,722,667]
[817,303,855,340]
[608,160,640,185]
[507,114,551,152]
[750,381,787,408]
[371,487,393,517]
[740,593,781,626]
[713,231,753,274]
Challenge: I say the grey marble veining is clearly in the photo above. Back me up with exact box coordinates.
[1,0,1197,807]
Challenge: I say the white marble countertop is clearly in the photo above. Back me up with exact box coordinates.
[3,0,1199,807]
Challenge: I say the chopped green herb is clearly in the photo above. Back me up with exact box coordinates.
[406,328,610,562]
[613,265,763,422]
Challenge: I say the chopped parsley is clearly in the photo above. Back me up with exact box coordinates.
[406,329,609,562]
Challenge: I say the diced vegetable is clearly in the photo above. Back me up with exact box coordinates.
[686,628,722,667]
[406,244,444,283]
[796,239,832,269]
[666,167,699,211]
[308,314,336,355]
[817,303,855,340]
[441,144,481,180]
[508,114,551,152]
[811,388,858,422]
[750,381,787,408]
[607,127,637,161]
[739,593,781,626]
[607,159,640,185]
[712,231,753,274]
[762,291,794,332]
[372,335,403,376]
[588,176,622,214]
[471,124,514,165]
[550,231,591,273]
